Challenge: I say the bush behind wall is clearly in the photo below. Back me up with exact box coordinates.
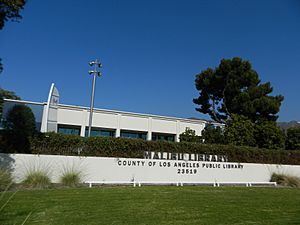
[29,133,300,165]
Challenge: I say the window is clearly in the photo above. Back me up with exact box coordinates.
[2,101,44,131]
[120,130,147,140]
[85,127,115,137]
[152,133,175,142]
[58,125,81,135]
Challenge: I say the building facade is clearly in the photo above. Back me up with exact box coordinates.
[2,84,212,142]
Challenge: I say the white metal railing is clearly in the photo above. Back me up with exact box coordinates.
[84,181,277,188]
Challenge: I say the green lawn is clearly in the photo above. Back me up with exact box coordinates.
[1,186,300,225]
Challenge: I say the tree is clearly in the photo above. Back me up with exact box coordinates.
[193,57,284,123]
[255,121,285,150]
[3,104,36,153]
[224,114,285,149]
[0,0,26,73]
[224,114,256,147]
[0,59,3,73]
[201,124,225,144]
[179,128,201,143]
[286,127,300,150]
[0,88,20,116]
[5,104,36,135]
[0,0,26,29]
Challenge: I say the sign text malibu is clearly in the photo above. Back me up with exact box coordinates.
[144,151,228,162]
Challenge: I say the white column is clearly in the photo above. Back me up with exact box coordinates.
[115,113,121,138]
[147,117,152,141]
[40,104,48,133]
[175,120,180,142]
[80,109,88,137]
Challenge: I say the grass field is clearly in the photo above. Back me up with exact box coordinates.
[1,186,300,225]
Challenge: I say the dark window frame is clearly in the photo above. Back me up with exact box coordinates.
[85,127,116,137]
[57,124,81,136]
[120,130,147,140]
[152,132,175,142]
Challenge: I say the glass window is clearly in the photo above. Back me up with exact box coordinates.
[2,101,44,131]
[152,133,175,142]
[120,130,147,140]
[85,127,115,137]
[58,125,81,136]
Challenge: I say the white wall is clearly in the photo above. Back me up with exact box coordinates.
[89,111,119,129]
[120,115,149,132]
[151,118,177,134]
[2,153,300,184]
[56,105,207,141]
[57,107,85,126]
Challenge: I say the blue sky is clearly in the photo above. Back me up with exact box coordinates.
[1,0,300,122]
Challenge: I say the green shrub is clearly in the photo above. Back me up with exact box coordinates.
[29,132,300,165]
[179,128,202,143]
[224,114,256,147]
[255,121,286,150]
[60,168,82,187]
[270,173,300,187]
[23,169,51,189]
[286,127,300,150]
[0,169,13,191]
[202,125,225,144]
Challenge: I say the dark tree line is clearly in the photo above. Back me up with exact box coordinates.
[180,123,300,151]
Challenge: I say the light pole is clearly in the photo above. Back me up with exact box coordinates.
[88,59,102,137]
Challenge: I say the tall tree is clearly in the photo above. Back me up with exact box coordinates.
[0,0,26,73]
[193,57,284,123]
[3,104,35,153]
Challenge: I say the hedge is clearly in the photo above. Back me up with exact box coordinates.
[28,133,300,165]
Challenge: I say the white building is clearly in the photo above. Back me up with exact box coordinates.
[2,84,212,142]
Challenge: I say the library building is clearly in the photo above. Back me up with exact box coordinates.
[2,84,219,142]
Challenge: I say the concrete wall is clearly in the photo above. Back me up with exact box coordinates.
[2,153,300,184]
